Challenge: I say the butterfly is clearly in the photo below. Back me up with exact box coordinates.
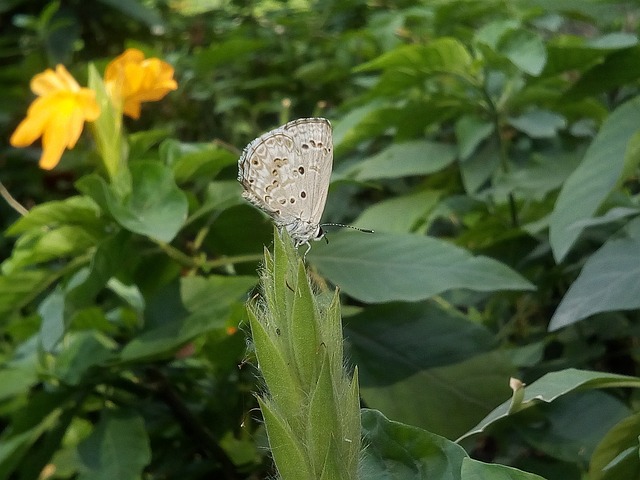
[237,118,333,249]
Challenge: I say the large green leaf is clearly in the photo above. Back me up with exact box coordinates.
[354,37,472,76]
[345,301,495,380]
[549,216,640,331]
[342,141,457,181]
[459,369,640,441]
[549,95,640,261]
[359,350,515,439]
[77,409,151,480]
[589,412,640,480]
[566,44,640,99]
[461,458,547,479]
[352,190,441,234]
[76,162,188,243]
[308,232,534,303]
[516,391,630,466]
[360,409,468,479]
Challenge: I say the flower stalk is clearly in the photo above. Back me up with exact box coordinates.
[247,229,361,480]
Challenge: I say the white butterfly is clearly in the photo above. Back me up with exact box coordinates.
[238,118,333,248]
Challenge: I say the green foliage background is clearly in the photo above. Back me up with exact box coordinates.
[2,0,640,479]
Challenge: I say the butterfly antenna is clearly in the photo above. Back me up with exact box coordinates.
[320,223,374,234]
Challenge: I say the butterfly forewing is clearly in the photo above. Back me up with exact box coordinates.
[237,118,333,245]
[282,118,333,225]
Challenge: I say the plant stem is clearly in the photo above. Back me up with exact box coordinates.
[0,180,28,216]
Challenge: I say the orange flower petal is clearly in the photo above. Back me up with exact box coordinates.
[13,64,100,170]
[10,96,57,147]
[40,112,70,170]
[31,65,80,96]
[77,90,101,121]
[104,49,177,119]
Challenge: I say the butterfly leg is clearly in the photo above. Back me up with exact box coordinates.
[302,241,312,260]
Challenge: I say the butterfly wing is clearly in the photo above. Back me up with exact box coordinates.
[282,118,333,226]
[238,118,333,245]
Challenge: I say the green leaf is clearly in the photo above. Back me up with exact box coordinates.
[589,412,640,480]
[343,141,457,181]
[355,37,472,76]
[567,45,640,100]
[588,32,638,49]
[54,331,116,385]
[76,162,188,243]
[491,150,581,202]
[77,409,151,480]
[461,458,547,479]
[460,369,640,441]
[474,19,520,50]
[0,270,52,319]
[6,196,101,236]
[353,190,441,234]
[0,367,39,401]
[180,275,256,316]
[516,391,630,465]
[460,140,501,194]
[455,115,494,161]
[38,287,65,352]
[549,95,640,261]
[333,104,394,154]
[0,391,70,475]
[2,225,99,273]
[119,275,254,361]
[66,232,131,308]
[360,409,468,479]
[507,110,567,138]
[499,29,547,76]
[549,216,640,331]
[127,128,171,159]
[309,232,534,303]
[359,350,514,439]
[161,139,237,183]
[97,0,163,28]
[346,301,495,375]
[194,38,265,71]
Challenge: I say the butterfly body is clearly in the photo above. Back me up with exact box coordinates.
[237,118,333,247]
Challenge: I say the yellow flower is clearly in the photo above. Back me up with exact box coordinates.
[104,48,178,119]
[10,65,100,170]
